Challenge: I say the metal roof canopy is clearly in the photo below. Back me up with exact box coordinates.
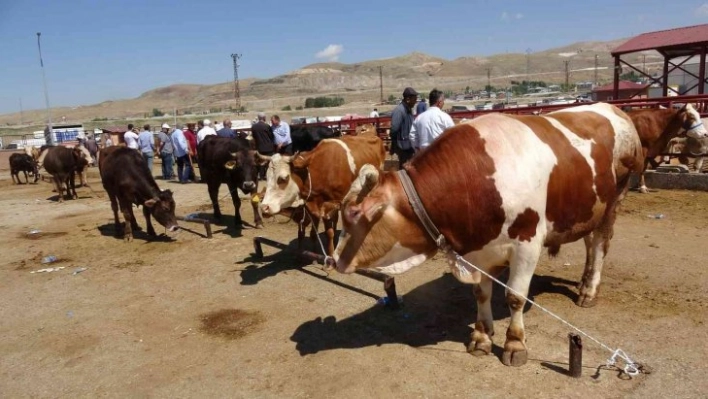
[611,24,708,99]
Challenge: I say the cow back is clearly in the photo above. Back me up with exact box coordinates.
[43,147,77,178]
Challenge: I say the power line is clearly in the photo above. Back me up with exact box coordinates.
[526,48,532,77]
[594,55,599,87]
[564,60,571,90]
[231,53,242,111]
[486,67,491,98]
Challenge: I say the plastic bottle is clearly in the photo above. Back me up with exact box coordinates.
[41,255,57,264]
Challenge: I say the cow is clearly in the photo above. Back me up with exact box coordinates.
[332,103,643,367]
[665,135,708,171]
[37,145,93,187]
[9,153,39,184]
[197,135,262,229]
[291,125,340,152]
[24,145,40,161]
[39,146,92,202]
[626,104,708,192]
[259,135,386,257]
[99,146,179,241]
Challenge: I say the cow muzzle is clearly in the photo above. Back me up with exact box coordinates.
[168,224,180,233]
[243,181,257,192]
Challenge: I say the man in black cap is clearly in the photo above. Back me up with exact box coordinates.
[390,87,418,168]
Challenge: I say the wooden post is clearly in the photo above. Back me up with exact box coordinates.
[569,333,583,378]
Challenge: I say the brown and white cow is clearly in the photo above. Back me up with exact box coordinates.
[626,104,707,192]
[333,103,643,367]
[259,135,386,256]
[665,135,708,171]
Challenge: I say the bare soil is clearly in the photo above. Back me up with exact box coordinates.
[0,153,707,398]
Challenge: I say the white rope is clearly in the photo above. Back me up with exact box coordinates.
[299,167,333,266]
[452,252,642,377]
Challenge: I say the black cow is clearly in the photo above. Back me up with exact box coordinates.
[10,153,39,184]
[290,126,340,152]
[99,146,179,241]
[40,146,92,202]
[198,136,263,229]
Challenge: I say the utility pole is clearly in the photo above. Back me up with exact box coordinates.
[36,32,54,145]
[642,54,646,74]
[486,67,491,97]
[564,60,570,92]
[594,55,599,87]
[378,66,384,103]
[231,53,242,112]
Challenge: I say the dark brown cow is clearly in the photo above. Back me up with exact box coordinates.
[99,146,179,241]
[259,135,386,256]
[9,153,39,184]
[626,104,708,192]
[39,146,92,202]
[333,103,643,366]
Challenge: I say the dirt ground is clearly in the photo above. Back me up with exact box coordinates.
[0,150,707,398]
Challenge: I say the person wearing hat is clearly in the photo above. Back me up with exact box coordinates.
[390,87,418,168]
[197,119,217,144]
[157,123,175,180]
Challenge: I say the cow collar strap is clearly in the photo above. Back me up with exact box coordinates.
[396,169,451,252]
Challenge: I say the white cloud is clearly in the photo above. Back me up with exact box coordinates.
[315,44,343,62]
[696,3,708,17]
[501,11,523,21]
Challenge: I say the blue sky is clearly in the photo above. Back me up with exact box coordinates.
[2,0,708,114]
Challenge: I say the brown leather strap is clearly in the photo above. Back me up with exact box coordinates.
[396,169,450,251]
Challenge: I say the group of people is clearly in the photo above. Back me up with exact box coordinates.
[112,113,296,183]
[389,87,453,168]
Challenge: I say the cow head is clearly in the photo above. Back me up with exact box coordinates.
[223,148,257,194]
[333,165,435,274]
[679,104,708,139]
[144,190,179,232]
[260,153,307,216]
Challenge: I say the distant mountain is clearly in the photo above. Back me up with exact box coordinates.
[2,37,651,126]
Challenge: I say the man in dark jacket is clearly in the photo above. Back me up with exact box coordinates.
[251,112,276,180]
[390,87,418,169]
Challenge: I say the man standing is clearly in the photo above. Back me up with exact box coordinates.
[138,124,156,174]
[171,124,192,184]
[410,89,454,152]
[416,98,428,116]
[104,133,113,148]
[124,123,139,150]
[390,87,418,168]
[197,119,217,143]
[369,108,379,118]
[271,115,292,155]
[217,119,236,139]
[251,112,276,180]
[84,134,99,164]
[183,123,198,182]
[158,123,175,180]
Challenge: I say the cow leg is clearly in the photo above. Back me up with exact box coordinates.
[208,181,222,221]
[68,174,78,199]
[468,276,495,357]
[128,206,141,232]
[638,172,648,194]
[143,206,156,236]
[11,171,17,184]
[227,181,244,228]
[502,244,540,367]
[695,156,705,172]
[23,171,29,184]
[121,202,135,241]
[577,232,608,308]
[250,198,263,228]
[109,195,122,237]
[309,216,321,250]
[53,176,64,203]
[297,213,311,251]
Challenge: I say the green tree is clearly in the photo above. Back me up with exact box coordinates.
[281,105,292,111]
[152,108,164,117]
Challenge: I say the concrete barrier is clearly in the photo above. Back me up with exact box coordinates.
[630,170,708,191]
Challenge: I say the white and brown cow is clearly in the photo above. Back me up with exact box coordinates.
[626,104,708,192]
[333,103,643,367]
[259,135,386,256]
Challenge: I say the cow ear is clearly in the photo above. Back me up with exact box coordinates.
[144,198,158,208]
[361,196,387,223]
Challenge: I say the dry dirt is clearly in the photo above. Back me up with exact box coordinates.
[0,150,707,398]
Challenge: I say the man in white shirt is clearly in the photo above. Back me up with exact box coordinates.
[410,89,454,151]
[369,108,379,118]
[197,119,217,143]
[123,123,139,150]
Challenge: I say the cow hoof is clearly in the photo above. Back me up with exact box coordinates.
[576,295,598,308]
[255,223,264,229]
[502,349,528,367]
[124,236,133,242]
[467,341,492,357]
[639,186,649,194]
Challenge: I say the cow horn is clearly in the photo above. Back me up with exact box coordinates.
[342,164,379,205]
[230,152,238,158]
[255,152,272,162]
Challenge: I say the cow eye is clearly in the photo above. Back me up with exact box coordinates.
[277,175,289,186]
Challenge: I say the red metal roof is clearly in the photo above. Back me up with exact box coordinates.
[612,24,708,56]
[592,81,649,93]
